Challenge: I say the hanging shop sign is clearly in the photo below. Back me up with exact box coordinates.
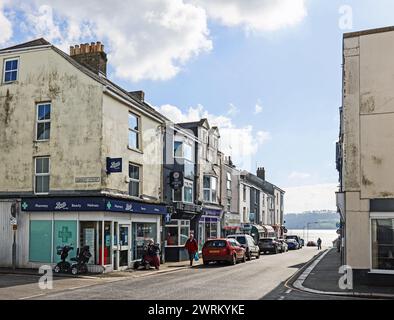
[106,157,123,173]
[169,171,184,189]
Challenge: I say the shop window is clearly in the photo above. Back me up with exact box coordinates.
[132,222,157,260]
[29,220,52,263]
[165,220,190,247]
[372,218,394,271]
[80,221,97,265]
[53,221,77,263]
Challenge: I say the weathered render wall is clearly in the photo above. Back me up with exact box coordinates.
[101,94,163,201]
[0,48,103,195]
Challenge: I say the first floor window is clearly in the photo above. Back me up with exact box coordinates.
[227,198,231,212]
[372,218,394,271]
[203,175,217,203]
[173,180,193,203]
[129,164,140,197]
[36,103,51,140]
[35,157,50,194]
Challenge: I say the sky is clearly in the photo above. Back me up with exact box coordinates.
[1,0,394,213]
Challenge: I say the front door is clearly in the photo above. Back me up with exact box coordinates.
[113,223,131,270]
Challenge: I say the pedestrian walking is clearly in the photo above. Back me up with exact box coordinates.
[184,233,198,266]
[317,237,322,250]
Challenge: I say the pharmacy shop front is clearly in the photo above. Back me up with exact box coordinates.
[21,197,167,272]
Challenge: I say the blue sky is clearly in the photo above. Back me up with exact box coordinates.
[2,0,394,212]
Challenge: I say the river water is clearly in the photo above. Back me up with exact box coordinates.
[286,229,339,248]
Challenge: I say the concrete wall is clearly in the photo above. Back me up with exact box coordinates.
[0,48,103,195]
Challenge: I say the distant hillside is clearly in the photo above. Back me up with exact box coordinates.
[284,211,339,230]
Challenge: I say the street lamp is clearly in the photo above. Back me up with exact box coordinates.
[306,222,319,243]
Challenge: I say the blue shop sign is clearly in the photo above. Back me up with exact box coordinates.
[202,208,222,217]
[21,197,167,215]
[106,157,122,173]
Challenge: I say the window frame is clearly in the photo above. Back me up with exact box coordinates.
[165,219,190,247]
[172,179,194,204]
[128,112,141,151]
[35,102,51,142]
[370,215,394,274]
[34,156,50,195]
[128,163,141,197]
[3,57,19,84]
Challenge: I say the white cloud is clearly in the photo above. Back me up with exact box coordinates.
[9,0,212,81]
[289,171,311,180]
[155,104,270,170]
[0,0,12,44]
[191,0,307,33]
[255,102,263,114]
[227,103,239,116]
[284,183,338,213]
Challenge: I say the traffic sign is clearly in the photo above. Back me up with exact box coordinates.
[10,217,17,225]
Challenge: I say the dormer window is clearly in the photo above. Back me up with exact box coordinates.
[3,58,19,83]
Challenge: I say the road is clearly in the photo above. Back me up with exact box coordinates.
[24,247,322,300]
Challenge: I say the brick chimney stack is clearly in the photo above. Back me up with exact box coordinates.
[129,90,145,103]
[257,167,265,180]
[70,41,107,76]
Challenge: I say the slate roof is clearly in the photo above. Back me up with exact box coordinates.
[0,38,169,123]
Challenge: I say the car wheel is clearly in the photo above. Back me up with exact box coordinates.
[246,250,252,261]
[242,254,246,263]
[255,252,260,259]
[230,254,237,265]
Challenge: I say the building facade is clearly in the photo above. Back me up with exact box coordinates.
[0,39,168,272]
[221,157,241,236]
[337,27,394,285]
[178,120,223,251]
[162,123,202,261]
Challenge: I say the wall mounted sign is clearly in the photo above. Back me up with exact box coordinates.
[106,157,122,174]
[169,171,184,189]
[75,177,101,183]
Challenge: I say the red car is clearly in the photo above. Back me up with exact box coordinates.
[202,238,246,265]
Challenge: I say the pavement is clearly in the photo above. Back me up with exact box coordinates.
[0,247,320,300]
[264,247,394,300]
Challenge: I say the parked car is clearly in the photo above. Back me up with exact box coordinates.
[277,239,288,253]
[307,241,317,247]
[202,239,246,265]
[286,235,302,249]
[227,234,260,260]
[286,239,300,250]
[258,237,281,254]
[299,238,305,248]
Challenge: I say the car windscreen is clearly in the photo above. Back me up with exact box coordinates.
[205,240,227,248]
[233,237,246,244]
[260,239,273,243]
[286,236,298,240]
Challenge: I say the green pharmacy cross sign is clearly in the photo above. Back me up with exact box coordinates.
[58,226,72,242]
[107,201,112,210]
[21,202,28,210]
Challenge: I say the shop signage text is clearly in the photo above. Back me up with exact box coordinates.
[106,157,122,173]
[21,197,167,215]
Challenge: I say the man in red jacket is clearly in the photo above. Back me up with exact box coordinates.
[184,233,198,266]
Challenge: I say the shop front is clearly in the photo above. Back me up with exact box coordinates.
[22,196,166,272]
[222,212,241,237]
[198,208,222,251]
[164,202,202,262]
